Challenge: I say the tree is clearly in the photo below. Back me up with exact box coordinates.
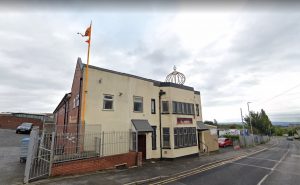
[244,109,272,135]
[204,121,214,126]
[213,119,218,125]
[204,120,218,126]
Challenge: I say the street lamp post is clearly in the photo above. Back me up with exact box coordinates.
[247,102,255,145]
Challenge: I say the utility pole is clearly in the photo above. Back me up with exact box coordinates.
[240,108,246,147]
[247,102,255,145]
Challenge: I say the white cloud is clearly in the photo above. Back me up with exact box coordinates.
[0,7,299,122]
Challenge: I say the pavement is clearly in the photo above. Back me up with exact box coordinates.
[0,129,27,185]
[29,139,275,185]
[156,137,300,185]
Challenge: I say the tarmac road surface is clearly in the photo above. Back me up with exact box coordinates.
[166,137,300,185]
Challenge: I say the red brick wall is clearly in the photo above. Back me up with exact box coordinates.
[51,152,142,176]
[0,115,43,130]
[68,59,82,127]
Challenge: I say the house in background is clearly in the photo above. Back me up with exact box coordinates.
[54,57,217,160]
[196,122,219,153]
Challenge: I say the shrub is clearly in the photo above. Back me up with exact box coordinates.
[223,134,239,141]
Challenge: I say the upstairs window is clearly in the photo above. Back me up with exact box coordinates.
[133,96,143,112]
[172,101,195,115]
[162,101,169,113]
[151,99,156,114]
[103,95,114,110]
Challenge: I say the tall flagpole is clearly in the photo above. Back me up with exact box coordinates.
[81,21,92,127]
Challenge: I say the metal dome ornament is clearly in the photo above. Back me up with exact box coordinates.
[165,66,186,85]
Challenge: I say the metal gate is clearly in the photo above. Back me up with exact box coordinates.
[24,128,55,183]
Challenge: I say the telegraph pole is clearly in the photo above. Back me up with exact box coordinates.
[240,108,246,146]
[247,102,255,145]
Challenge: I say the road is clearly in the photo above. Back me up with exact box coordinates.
[166,137,300,185]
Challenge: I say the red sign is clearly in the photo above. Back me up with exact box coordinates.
[177,118,193,124]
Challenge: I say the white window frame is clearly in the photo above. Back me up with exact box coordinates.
[103,94,114,110]
[133,96,143,112]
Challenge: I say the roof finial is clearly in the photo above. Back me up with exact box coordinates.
[165,66,186,85]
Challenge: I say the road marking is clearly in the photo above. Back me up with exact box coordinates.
[257,148,290,185]
[230,162,272,170]
[291,154,300,158]
[245,156,279,162]
[148,148,269,185]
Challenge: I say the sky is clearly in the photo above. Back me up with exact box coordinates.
[1,1,300,122]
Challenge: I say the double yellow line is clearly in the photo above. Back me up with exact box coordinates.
[149,148,269,185]
[149,156,245,185]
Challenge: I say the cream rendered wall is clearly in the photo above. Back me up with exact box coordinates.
[81,67,203,159]
[160,87,202,158]
[82,67,161,159]
[202,130,219,152]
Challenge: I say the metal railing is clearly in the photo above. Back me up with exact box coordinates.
[52,124,132,163]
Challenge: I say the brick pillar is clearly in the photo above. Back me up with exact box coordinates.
[137,152,143,167]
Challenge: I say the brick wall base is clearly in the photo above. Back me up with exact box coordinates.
[51,151,142,176]
[0,115,43,130]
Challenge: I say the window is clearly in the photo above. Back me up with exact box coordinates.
[73,98,76,108]
[75,94,79,107]
[180,128,184,147]
[172,101,197,115]
[163,128,170,148]
[162,101,169,113]
[152,126,157,150]
[172,101,177,113]
[184,128,188,147]
[182,103,186,114]
[187,104,192,115]
[151,99,156,114]
[174,128,179,148]
[192,104,195,115]
[103,95,113,110]
[196,104,200,116]
[174,127,197,148]
[177,102,182,114]
[133,96,143,112]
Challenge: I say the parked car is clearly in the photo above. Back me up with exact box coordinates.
[287,136,294,141]
[218,137,233,147]
[16,122,33,134]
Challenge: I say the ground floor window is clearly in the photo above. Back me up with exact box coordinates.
[163,128,170,148]
[152,126,157,150]
[174,127,197,148]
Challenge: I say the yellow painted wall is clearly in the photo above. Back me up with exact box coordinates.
[202,130,219,152]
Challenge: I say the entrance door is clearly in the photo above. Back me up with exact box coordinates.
[138,134,146,160]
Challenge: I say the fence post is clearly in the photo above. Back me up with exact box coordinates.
[102,131,104,157]
[48,131,56,176]
[24,127,39,183]
[129,129,131,151]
